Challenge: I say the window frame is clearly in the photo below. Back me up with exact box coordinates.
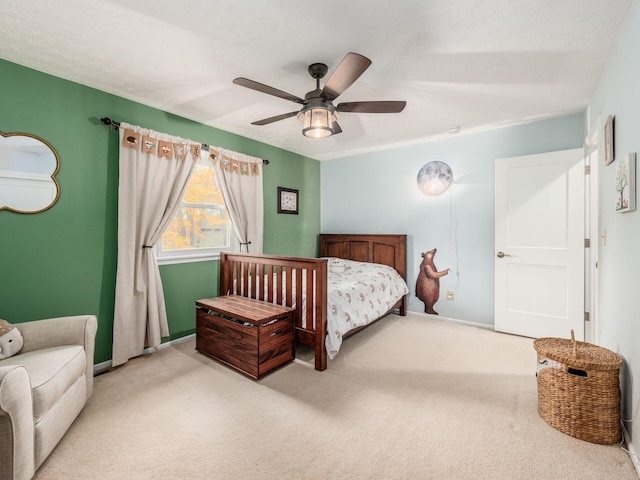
[156,152,238,265]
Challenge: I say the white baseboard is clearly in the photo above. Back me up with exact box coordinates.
[623,426,640,477]
[93,333,195,375]
[407,310,493,330]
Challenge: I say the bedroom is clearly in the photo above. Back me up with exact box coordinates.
[1,1,640,478]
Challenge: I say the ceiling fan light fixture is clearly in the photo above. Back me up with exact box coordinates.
[299,106,338,139]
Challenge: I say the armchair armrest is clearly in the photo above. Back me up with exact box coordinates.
[16,315,98,399]
[0,365,35,480]
[16,315,97,353]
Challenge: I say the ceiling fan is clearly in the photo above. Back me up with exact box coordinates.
[233,52,406,139]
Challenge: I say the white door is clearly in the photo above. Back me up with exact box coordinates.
[494,149,585,340]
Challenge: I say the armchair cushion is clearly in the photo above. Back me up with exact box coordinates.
[0,345,85,421]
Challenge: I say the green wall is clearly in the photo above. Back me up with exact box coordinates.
[0,59,320,364]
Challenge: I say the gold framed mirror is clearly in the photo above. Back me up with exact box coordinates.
[0,131,60,214]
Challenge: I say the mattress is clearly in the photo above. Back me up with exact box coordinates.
[324,258,409,358]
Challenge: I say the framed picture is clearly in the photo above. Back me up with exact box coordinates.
[604,115,615,165]
[277,187,298,214]
[616,153,635,213]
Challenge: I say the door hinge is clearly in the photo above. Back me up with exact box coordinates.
[585,165,591,175]
[585,238,590,248]
[584,312,590,322]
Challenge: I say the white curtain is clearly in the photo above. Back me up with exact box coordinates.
[112,122,200,367]
[209,147,264,253]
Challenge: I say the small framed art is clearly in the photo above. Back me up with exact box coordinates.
[616,153,635,213]
[277,187,298,214]
[604,115,615,165]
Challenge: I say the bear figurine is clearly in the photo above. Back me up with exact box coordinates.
[415,248,450,315]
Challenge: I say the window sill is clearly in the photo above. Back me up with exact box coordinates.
[157,252,222,266]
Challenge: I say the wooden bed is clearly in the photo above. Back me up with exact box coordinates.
[219,233,407,371]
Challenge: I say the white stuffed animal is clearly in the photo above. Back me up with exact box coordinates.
[0,319,24,360]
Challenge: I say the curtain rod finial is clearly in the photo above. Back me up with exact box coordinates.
[100,117,120,129]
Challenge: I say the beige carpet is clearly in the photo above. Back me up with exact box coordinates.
[34,314,637,480]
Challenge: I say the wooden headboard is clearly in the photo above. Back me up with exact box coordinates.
[319,233,407,282]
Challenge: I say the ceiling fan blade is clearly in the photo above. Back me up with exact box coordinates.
[332,121,342,135]
[233,77,305,105]
[251,111,299,126]
[321,52,372,100]
[337,101,406,113]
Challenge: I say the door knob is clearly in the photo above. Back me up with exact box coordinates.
[496,251,512,258]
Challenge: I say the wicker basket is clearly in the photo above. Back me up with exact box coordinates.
[533,331,622,444]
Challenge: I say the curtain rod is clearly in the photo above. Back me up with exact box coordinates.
[100,117,269,165]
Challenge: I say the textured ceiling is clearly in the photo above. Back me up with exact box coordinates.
[0,0,633,161]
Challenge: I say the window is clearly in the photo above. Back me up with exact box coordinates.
[157,151,237,264]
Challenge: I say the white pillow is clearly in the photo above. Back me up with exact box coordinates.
[327,258,347,274]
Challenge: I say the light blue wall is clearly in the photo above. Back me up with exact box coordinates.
[322,113,584,325]
[587,0,640,452]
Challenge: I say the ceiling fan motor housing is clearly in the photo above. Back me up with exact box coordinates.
[299,95,338,115]
[308,63,328,80]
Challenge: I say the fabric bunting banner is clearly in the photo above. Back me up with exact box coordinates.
[123,129,201,162]
[208,151,259,176]
[124,130,260,176]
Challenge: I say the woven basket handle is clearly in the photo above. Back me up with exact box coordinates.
[570,329,577,357]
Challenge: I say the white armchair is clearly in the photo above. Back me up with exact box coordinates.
[0,315,97,480]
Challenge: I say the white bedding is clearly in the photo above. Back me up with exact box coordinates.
[324,258,409,359]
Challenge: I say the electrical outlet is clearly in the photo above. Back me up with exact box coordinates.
[446,291,454,301]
